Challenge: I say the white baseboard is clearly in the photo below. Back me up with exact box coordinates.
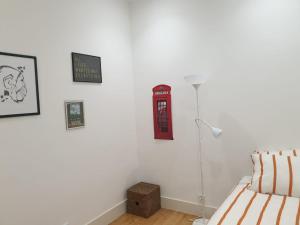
[85,200,126,225]
[161,196,216,218]
[85,197,217,225]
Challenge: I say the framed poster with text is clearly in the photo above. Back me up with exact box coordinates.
[72,52,102,83]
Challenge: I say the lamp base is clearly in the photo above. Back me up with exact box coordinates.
[192,218,209,225]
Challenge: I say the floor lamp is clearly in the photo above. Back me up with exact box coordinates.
[184,75,222,225]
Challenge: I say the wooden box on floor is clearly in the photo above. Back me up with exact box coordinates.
[127,182,161,218]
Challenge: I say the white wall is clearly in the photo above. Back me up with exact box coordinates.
[130,0,300,208]
[2,0,300,223]
[0,1,140,225]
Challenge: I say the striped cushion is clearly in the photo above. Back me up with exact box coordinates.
[250,154,300,198]
[254,149,299,156]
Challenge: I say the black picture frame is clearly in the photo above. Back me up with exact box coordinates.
[0,51,40,118]
[72,52,102,83]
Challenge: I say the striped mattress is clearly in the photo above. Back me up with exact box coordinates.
[208,180,300,225]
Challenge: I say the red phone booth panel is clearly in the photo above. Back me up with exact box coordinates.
[152,85,173,140]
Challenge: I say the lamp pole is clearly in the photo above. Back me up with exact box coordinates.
[184,75,222,225]
[194,86,207,224]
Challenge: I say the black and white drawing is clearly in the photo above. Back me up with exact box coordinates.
[0,66,27,103]
[0,52,40,118]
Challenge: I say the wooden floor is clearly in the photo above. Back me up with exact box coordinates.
[110,209,196,225]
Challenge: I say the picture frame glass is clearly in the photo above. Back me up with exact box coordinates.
[0,52,40,118]
[72,52,102,83]
[65,101,85,129]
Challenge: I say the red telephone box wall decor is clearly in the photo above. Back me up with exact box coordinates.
[152,85,174,140]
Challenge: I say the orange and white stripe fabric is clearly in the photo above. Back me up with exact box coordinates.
[208,183,300,225]
[254,149,299,157]
[250,154,300,198]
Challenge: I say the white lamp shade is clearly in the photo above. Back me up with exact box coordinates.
[184,74,208,89]
[212,127,222,138]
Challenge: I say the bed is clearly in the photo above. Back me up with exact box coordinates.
[207,176,300,225]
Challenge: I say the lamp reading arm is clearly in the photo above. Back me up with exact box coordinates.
[195,118,222,138]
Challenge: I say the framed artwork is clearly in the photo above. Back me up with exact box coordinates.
[72,52,102,83]
[152,85,173,140]
[0,52,40,118]
[65,101,85,130]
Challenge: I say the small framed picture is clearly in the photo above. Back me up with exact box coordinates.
[0,52,40,118]
[72,52,102,83]
[65,101,85,130]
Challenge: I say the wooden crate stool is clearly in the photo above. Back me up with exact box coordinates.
[127,182,161,218]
